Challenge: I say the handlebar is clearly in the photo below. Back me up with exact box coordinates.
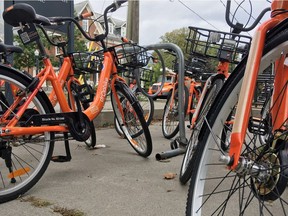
[225,0,270,32]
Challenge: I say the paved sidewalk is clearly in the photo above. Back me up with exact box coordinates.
[1,122,188,216]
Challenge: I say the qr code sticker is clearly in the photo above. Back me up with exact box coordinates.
[20,32,30,44]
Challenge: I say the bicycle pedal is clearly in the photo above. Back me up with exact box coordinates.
[51,155,71,163]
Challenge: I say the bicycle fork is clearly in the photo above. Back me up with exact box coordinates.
[220,19,288,178]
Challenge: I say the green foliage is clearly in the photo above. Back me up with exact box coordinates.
[13,26,87,72]
[73,27,87,52]
[13,37,36,73]
[159,27,190,70]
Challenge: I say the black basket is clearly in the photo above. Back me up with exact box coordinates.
[111,43,150,69]
[186,26,251,64]
[71,51,103,74]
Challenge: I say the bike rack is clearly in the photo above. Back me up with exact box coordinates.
[144,43,188,160]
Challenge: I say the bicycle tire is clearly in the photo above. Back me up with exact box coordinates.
[0,66,54,203]
[82,103,97,149]
[114,116,126,138]
[111,81,152,157]
[186,29,288,215]
[162,85,189,139]
[179,78,224,184]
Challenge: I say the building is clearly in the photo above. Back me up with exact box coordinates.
[74,0,127,85]
[75,0,127,51]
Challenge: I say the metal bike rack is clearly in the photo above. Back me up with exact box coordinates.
[144,43,188,160]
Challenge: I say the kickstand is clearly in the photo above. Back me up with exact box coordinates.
[51,132,72,162]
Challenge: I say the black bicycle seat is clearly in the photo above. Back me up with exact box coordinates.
[3,3,51,27]
[0,43,23,54]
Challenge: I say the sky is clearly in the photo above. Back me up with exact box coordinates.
[78,0,271,45]
[0,0,271,44]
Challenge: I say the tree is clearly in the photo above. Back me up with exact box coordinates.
[159,27,226,75]
[159,27,190,70]
[13,26,87,73]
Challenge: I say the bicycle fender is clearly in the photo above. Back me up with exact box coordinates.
[210,73,226,83]
[0,65,55,114]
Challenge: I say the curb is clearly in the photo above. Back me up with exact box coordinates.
[93,109,164,128]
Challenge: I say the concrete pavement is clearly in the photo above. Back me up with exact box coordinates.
[1,121,189,216]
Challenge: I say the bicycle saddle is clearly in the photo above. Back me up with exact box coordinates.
[2,3,51,27]
[0,43,23,54]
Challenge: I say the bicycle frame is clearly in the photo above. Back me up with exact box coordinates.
[168,74,201,116]
[186,78,201,116]
[229,0,288,169]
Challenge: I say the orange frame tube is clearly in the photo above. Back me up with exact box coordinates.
[0,51,120,137]
[229,17,286,170]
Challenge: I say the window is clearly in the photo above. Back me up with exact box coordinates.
[82,19,89,32]
[108,22,114,34]
[121,27,126,37]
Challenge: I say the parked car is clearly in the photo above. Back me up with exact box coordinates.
[148,73,194,100]
[148,74,175,100]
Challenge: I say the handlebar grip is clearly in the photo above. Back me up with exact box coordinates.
[111,0,127,12]
[75,12,94,20]
[121,37,130,43]
[116,0,128,7]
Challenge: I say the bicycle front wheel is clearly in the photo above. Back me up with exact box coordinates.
[111,81,152,157]
[0,67,54,203]
[186,30,288,215]
[180,78,224,184]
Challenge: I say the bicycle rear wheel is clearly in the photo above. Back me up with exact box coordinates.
[111,81,152,157]
[0,67,54,203]
[186,29,288,215]
[162,85,188,139]
[179,78,224,184]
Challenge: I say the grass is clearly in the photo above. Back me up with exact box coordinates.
[20,196,53,208]
[53,206,86,216]
[20,195,86,216]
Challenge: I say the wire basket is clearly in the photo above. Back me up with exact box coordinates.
[71,51,103,74]
[186,26,251,64]
[111,43,150,69]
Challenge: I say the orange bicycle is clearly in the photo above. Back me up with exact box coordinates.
[186,0,288,215]
[161,60,202,139]
[179,26,251,184]
[0,0,152,203]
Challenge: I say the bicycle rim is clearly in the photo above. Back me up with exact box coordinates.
[186,30,288,215]
[0,69,54,203]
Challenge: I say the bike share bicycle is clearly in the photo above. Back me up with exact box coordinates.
[0,0,152,203]
[179,25,251,184]
[186,0,288,215]
[161,53,202,139]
